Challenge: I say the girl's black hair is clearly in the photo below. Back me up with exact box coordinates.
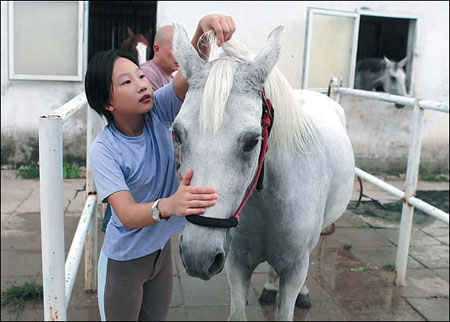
[84,50,139,124]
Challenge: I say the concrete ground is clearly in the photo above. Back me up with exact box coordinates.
[1,169,448,321]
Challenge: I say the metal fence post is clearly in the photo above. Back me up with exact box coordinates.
[395,100,425,286]
[84,106,101,291]
[39,115,67,320]
[328,76,339,102]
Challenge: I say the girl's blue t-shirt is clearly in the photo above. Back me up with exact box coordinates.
[89,81,185,261]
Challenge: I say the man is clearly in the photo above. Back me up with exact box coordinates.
[140,25,179,91]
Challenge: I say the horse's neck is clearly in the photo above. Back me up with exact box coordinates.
[136,42,147,65]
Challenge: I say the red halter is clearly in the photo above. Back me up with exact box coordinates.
[233,88,273,222]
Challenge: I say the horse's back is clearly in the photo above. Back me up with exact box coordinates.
[292,89,347,130]
[294,89,355,228]
[357,58,385,73]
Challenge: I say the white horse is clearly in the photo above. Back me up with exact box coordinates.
[172,24,355,321]
[354,56,408,108]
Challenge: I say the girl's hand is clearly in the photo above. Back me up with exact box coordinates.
[197,14,236,47]
[159,169,218,217]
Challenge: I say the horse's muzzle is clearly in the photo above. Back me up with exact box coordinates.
[178,234,226,280]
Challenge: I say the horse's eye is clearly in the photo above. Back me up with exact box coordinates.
[243,138,259,152]
[390,76,396,82]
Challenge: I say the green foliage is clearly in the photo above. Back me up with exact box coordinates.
[17,163,82,179]
[63,163,81,179]
[341,242,353,250]
[18,164,39,179]
[1,281,43,311]
[382,262,396,272]
[420,172,449,182]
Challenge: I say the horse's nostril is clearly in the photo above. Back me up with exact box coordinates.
[208,252,225,275]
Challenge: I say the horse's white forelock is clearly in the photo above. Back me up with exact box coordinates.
[199,59,233,133]
[198,32,316,155]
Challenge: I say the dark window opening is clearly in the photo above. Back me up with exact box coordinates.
[355,15,413,93]
[88,1,157,64]
[357,15,409,61]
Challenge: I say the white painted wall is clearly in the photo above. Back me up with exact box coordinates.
[157,1,449,172]
[157,1,448,100]
[1,1,87,164]
[1,1,448,171]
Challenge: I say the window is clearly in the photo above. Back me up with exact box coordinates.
[302,8,417,94]
[356,13,416,94]
[302,8,359,90]
[8,1,85,81]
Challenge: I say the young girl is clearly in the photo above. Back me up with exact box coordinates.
[84,15,235,321]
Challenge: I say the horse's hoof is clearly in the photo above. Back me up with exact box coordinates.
[295,292,312,309]
[258,288,277,305]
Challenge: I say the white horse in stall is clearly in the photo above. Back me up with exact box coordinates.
[354,56,408,108]
[172,24,355,321]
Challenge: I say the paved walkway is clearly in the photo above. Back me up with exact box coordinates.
[1,170,448,321]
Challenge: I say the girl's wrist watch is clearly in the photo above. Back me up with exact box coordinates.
[151,199,162,222]
[152,199,168,222]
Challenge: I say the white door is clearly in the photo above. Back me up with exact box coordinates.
[302,8,360,91]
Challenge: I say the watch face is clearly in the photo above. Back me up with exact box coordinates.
[152,206,160,221]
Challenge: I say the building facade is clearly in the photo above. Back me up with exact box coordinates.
[1,1,448,172]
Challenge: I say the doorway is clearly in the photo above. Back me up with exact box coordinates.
[88,1,157,63]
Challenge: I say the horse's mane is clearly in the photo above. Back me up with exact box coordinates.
[198,32,316,156]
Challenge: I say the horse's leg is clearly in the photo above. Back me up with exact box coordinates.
[226,252,254,321]
[259,266,279,304]
[278,255,309,321]
[260,266,312,309]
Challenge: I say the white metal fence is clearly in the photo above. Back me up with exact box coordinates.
[328,77,449,286]
[39,92,102,320]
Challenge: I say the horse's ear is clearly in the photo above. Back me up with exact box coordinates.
[172,23,206,80]
[398,57,407,68]
[384,56,394,68]
[127,27,135,37]
[145,28,153,42]
[244,26,284,90]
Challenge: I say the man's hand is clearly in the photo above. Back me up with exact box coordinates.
[159,169,219,217]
